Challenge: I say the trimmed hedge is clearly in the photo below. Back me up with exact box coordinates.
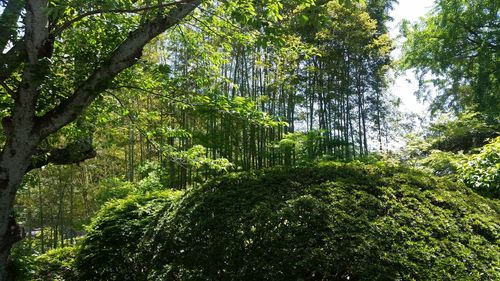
[76,162,499,280]
[76,190,182,281]
[147,162,499,280]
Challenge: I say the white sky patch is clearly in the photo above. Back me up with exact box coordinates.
[388,0,435,119]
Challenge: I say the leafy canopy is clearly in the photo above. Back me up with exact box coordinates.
[401,0,499,118]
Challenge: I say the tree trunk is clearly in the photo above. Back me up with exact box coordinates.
[0,132,38,280]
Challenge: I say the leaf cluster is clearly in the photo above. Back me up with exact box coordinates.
[460,136,500,198]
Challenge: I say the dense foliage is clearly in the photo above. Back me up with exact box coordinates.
[76,191,182,281]
[68,162,499,280]
[31,246,78,281]
[3,0,498,279]
[425,112,499,153]
[401,0,499,158]
[12,0,400,256]
[9,243,78,281]
[402,0,499,118]
[460,137,500,198]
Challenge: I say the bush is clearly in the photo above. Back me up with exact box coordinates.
[460,137,500,198]
[79,162,500,280]
[147,162,499,280]
[76,190,182,281]
[8,240,36,281]
[427,112,498,153]
[33,246,78,281]
[417,149,466,176]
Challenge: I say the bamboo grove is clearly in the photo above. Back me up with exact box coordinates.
[14,0,399,253]
[116,0,397,185]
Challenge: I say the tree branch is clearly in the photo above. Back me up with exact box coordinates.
[52,0,187,37]
[13,0,51,118]
[37,0,201,138]
[0,80,15,97]
[27,138,97,171]
[24,0,50,64]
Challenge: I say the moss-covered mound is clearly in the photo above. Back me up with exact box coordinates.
[77,162,500,281]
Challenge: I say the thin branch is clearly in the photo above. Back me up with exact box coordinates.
[105,90,190,169]
[109,84,280,127]
[188,16,230,41]
[195,6,244,33]
[0,80,15,97]
[109,84,198,107]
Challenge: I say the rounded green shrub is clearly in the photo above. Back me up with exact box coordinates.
[76,190,182,281]
[33,246,78,281]
[76,162,499,280]
[146,162,499,280]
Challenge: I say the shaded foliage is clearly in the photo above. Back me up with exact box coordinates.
[426,112,499,153]
[11,244,78,281]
